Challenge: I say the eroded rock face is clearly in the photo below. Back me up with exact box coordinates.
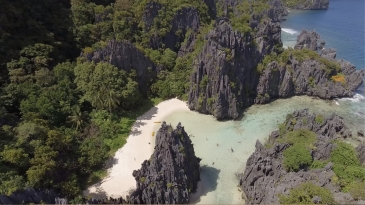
[188,19,282,120]
[142,2,162,32]
[320,48,337,60]
[267,0,289,22]
[255,49,365,104]
[128,122,201,204]
[83,40,158,96]
[147,5,200,52]
[0,189,59,204]
[239,109,357,204]
[356,144,365,165]
[294,30,321,50]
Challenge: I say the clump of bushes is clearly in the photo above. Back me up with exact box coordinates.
[330,141,365,188]
[315,114,325,125]
[283,144,313,172]
[277,129,317,146]
[343,181,365,200]
[277,129,317,172]
[278,182,336,204]
[310,160,328,170]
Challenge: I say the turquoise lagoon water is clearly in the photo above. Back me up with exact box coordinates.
[161,1,365,203]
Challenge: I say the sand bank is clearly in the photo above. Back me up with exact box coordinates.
[84,98,189,198]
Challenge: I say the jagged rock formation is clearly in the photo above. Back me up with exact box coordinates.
[356,144,365,165]
[142,2,162,32]
[254,48,364,104]
[286,0,330,10]
[320,47,337,60]
[267,0,289,22]
[0,189,129,204]
[128,122,201,204]
[294,30,321,50]
[143,2,200,52]
[0,189,59,204]
[188,18,282,120]
[83,40,158,96]
[239,109,363,204]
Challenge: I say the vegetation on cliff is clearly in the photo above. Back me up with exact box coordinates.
[249,110,365,203]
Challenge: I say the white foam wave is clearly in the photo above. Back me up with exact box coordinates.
[337,94,365,103]
[281,28,298,35]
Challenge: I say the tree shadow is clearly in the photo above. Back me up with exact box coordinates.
[133,120,147,128]
[137,106,158,121]
[103,156,119,169]
[129,128,142,136]
[189,165,221,204]
[83,186,107,199]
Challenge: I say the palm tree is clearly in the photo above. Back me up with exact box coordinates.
[67,106,87,131]
[89,90,104,111]
[100,85,120,115]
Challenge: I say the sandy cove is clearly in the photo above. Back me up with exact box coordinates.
[84,98,190,198]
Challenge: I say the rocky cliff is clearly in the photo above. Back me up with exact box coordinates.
[188,20,364,120]
[0,188,60,204]
[267,0,289,22]
[83,40,158,96]
[188,18,282,120]
[286,0,330,10]
[255,48,364,104]
[143,2,200,52]
[294,30,321,50]
[239,109,365,204]
[128,122,201,204]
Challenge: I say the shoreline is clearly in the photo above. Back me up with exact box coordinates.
[84,98,190,199]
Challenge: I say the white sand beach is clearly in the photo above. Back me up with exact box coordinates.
[84,98,190,198]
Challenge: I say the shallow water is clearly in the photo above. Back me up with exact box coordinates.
[162,96,365,204]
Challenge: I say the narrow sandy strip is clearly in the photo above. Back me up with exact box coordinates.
[84,98,189,198]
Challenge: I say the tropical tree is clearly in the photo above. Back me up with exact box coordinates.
[67,105,88,131]
[74,62,141,112]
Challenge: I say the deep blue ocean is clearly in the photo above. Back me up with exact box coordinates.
[281,0,365,94]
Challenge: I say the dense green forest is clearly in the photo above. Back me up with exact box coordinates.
[0,0,280,200]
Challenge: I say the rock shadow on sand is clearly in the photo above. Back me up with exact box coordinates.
[189,165,220,204]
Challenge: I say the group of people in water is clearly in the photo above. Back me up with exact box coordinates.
[188,134,241,166]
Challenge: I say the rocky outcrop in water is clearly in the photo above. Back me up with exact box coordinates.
[255,48,364,104]
[128,122,201,204]
[239,109,363,204]
[286,0,330,10]
[188,18,282,120]
[83,40,158,96]
[294,30,321,50]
